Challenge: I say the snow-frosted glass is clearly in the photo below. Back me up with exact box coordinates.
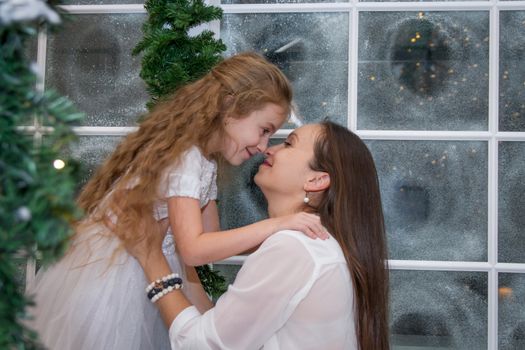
[223,0,344,3]
[363,0,484,2]
[46,14,148,126]
[366,140,488,261]
[212,264,242,287]
[70,136,122,187]
[390,270,487,349]
[358,11,489,131]
[499,273,525,350]
[221,13,349,127]
[218,154,269,230]
[499,11,525,131]
[217,139,288,230]
[62,0,142,4]
[498,142,525,263]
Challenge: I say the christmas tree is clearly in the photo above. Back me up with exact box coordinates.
[0,1,83,348]
[134,0,227,298]
[133,0,227,107]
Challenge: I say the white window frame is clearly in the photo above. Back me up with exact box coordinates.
[26,1,525,348]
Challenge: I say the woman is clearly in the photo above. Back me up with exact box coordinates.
[128,121,390,350]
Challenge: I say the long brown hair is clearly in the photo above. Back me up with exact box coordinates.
[76,52,292,247]
[309,121,389,350]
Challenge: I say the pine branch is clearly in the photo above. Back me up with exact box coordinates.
[133,0,226,106]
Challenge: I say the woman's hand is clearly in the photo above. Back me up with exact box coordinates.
[273,212,329,240]
[124,218,170,267]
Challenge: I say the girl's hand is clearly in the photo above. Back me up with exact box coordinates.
[124,218,170,267]
[274,212,329,240]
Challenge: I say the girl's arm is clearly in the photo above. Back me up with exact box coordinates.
[182,201,220,312]
[169,197,326,266]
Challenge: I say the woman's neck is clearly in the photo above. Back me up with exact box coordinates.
[266,194,302,218]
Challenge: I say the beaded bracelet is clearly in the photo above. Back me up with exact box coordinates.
[145,273,183,303]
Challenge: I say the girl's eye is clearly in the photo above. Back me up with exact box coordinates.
[283,141,292,147]
[262,128,271,136]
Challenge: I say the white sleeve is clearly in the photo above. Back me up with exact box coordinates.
[164,147,203,200]
[169,233,317,350]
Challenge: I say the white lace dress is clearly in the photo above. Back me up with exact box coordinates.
[26,146,217,350]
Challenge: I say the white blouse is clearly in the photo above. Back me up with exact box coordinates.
[169,230,358,350]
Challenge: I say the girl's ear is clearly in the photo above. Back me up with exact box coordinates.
[304,172,330,192]
[221,94,235,113]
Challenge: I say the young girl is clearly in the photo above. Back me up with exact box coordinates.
[26,52,326,350]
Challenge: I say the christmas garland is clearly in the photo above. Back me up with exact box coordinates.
[0,1,83,348]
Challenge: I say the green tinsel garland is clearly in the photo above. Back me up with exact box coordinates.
[0,5,84,348]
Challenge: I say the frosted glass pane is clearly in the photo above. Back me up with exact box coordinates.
[499,11,525,131]
[499,273,525,350]
[212,264,242,287]
[62,0,142,3]
[70,136,122,187]
[358,12,489,131]
[221,13,349,127]
[367,140,488,261]
[218,154,269,230]
[14,258,28,292]
[223,0,344,3]
[364,0,485,2]
[46,14,148,126]
[390,270,487,349]
[217,139,288,229]
[498,142,525,263]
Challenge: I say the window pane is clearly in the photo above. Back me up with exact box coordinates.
[499,273,525,350]
[14,258,28,292]
[390,270,487,349]
[498,142,525,263]
[223,0,345,3]
[46,14,148,126]
[70,136,122,187]
[367,140,488,261]
[499,11,525,131]
[212,264,242,287]
[358,11,489,131]
[217,139,286,229]
[218,154,269,230]
[363,0,486,2]
[221,13,349,127]
[62,0,142,3]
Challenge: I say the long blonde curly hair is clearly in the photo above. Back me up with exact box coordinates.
[76,52,292,248]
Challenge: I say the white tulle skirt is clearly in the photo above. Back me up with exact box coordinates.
[26,223,184,350]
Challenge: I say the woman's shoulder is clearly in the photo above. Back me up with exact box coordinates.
[266,230,346,264]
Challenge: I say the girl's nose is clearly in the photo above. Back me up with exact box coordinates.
[256,138,270,153]
[264,143,280,156]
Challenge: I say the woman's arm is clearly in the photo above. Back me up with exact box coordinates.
[133,231,316,349]
[169,197,327,266]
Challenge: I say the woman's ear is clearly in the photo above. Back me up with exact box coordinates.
[304,172,330,193]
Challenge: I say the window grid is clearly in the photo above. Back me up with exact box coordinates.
[27,3,525,349]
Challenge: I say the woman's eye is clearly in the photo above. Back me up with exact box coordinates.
[283,141,292,147]
[262,128,271,136]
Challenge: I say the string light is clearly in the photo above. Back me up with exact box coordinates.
[53,159,65,169]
